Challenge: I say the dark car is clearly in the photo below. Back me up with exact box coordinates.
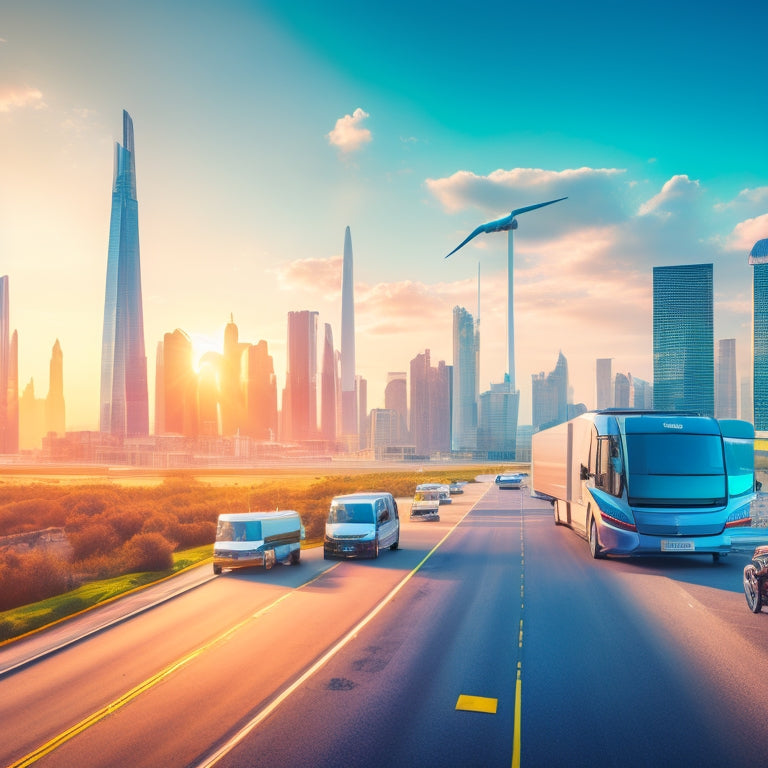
[743,545,768,612]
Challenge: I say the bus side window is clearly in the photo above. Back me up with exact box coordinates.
[596,436,623,498]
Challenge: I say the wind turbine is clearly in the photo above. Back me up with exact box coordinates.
[445,196,566,392]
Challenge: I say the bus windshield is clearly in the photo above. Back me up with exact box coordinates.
[625,434,724,475]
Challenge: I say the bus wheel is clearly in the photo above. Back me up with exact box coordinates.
[264,550,276,570]
[589,517,604,560]
[744,564,763,613]
[290,549,301,565]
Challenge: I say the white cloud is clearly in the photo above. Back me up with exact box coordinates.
[723,213,768,252]
[0,85,44,112]
[638,174,701,217]
[425,166,628,235]
[327,107,371,153]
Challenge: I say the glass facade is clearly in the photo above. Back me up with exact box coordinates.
[750,240,768,431]
[652,264,714,416]
[100,110,149,437]
[451,306,478,451]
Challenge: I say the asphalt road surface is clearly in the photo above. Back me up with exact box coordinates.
[2,480,768,768]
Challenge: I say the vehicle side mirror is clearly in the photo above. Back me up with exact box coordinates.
[580,464,590,481]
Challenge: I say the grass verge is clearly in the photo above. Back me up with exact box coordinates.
[0,544,213,644]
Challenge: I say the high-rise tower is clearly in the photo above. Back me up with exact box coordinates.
[451,306,478,451]
[653,263,714,415]
[283,310,318,442]
[716,338,737,419]
[45,339,65,436]
[340,227,357,440]
[749,239,768,430]
[100,110,149,437]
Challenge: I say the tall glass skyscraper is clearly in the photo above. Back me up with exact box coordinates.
[716,338,737,418]
[100,110,149,437]
[451,306,478,451]
[749,238,768,430]
[652,263,714,416]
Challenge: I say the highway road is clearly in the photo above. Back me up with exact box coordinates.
[2,480,768,767]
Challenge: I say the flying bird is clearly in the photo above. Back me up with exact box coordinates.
[445,196,567,258]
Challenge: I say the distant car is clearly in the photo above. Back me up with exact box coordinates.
[495,473,524,490]
[448,480,466,494]
[416,483,452,504]
[744,545,768,612]
[410,489,441,522]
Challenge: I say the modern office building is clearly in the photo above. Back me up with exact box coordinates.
[749,239,768,430]
[596,358,613,409]
[653,264,714,416]
[384,372,408,442]
[369,408,399,452]
[477,382,519,458]
[716,338,737,419]
[340,226,357,441]
[45,339,65,436]
[241,340,278,441]
[0,278,18,454]
[320,323,337,445]
[410,350,450,455]
[283,310,318,442]
[100,110,149,437]
[451,306,478,451]
[220,316,248,436]
[532,351,569,431]
[160,329,197,436]
[614,372,631,408]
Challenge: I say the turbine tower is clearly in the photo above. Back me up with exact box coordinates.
[445,197,566,392]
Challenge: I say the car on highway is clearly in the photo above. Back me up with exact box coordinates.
[410,489,441,522]
[416,482,452,504]
[324,492,400,559]
[495,473,524,490]
[448,480,466,494]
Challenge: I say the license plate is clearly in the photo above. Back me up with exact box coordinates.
[661,539,695,552]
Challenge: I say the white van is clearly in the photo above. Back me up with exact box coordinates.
[213,510,303,574]
[324,492,400,559]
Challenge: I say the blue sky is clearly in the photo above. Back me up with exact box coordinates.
[1,0,767,429]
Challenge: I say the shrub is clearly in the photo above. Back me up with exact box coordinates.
[120,533,174,573]
[69,523,120,561]
[0,550,71,611]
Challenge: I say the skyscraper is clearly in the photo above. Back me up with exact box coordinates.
[161,329,196,436]
[531,351,569,431]
[283,310,318,442]
[716,338,737,418]
[320,323,337,445]
[653,263,714,416]
[384,372,408,442]
[0,277,18,453]
[749,239,768,430]
[100,110,149,437]
[45,339,65,436]
[452,306,478,452]
[340,227,357,440]
[596,358,613,409]
[241,340,278,441]
[614,372,630,409]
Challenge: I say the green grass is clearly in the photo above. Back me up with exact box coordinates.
[0,544,214,644]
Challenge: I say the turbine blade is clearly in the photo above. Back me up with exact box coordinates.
[444,225,486,258]
[510,196,567,217]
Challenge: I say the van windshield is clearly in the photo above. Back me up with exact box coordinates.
[216,520,262,542]
[328,502,375,524]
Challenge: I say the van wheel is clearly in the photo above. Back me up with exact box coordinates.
[373,540,379,559]
[213,564,222,575]
[290,549,301,565]
[589,517,604,560]
[390,537,399,551]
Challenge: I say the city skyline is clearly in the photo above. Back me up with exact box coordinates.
[1,1,767,431]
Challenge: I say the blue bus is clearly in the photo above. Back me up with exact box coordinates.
[531,410,756,560]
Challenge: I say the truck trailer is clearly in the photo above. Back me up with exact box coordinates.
[531,410,756,560]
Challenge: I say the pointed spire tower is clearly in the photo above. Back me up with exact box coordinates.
[340,226,358,439]
[99,110,148,437]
